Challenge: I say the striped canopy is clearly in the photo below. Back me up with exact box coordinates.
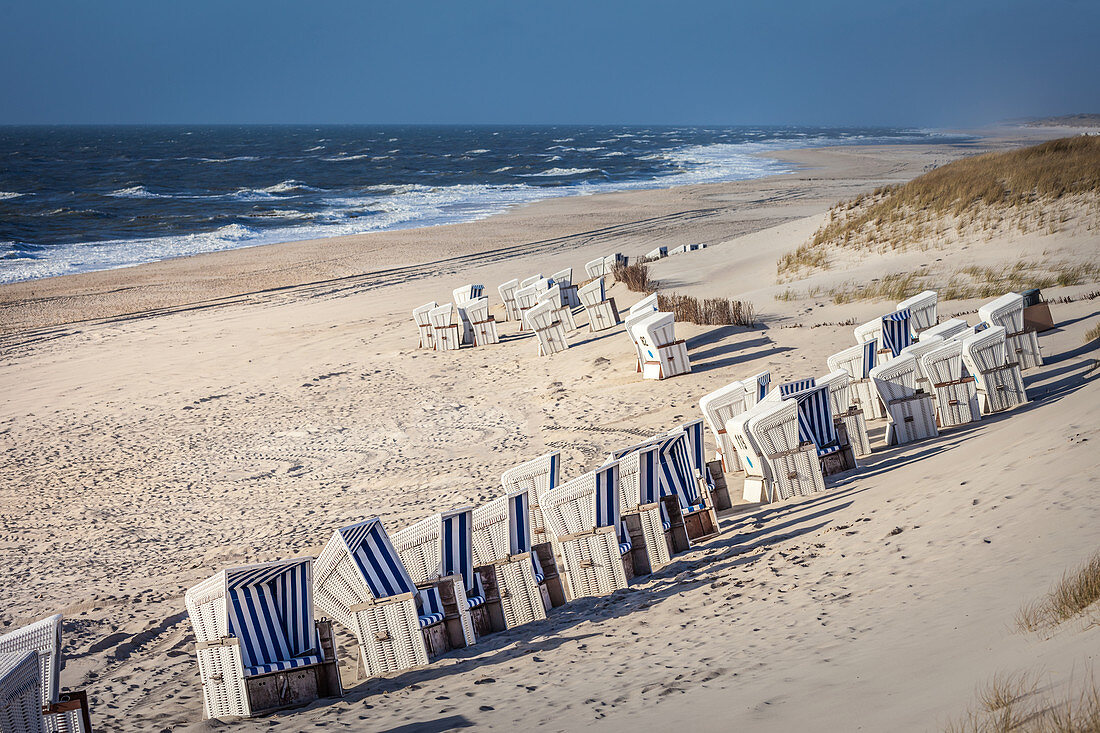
[786,385,840,456]
[636,444,661,505]
[594,461,621,531]
[679,419,714,489]
[778,377,816,397]
[225,558,320,676]
[757,372,772,402]
[657,433,700,509]
[862,339,878,378]
[508,490,532,555]
[882,310,914,357]
[339,520,417,599]
[441,509,475,593]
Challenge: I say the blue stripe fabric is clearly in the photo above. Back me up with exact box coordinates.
[549,453,560,490]
[594,462,621,532]
[344,520,417,599]
[974,322,989,332]
[757,372,771,401]
[639,445,661,505]
[882,310,913,357]
[531,552,545,584]
[509,491,531,555]
[862,339,878,378]
[418,587,444,616]
[657,433,700,509]
[418,613,445,628]
[441,510,475,594]
[466,573,486,609]
[778,377,816,397]
[786,385,839,454]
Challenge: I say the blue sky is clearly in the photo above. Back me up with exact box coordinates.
[1,0,1096,126]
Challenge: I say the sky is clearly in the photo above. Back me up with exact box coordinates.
[1,0,1097,127]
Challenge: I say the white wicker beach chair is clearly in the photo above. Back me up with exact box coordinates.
[585,257,608,280]
[502,451,561,546]
[0,615,91,733]
[869,354,939,445]
[514,284,541,332]
[622,302,657,373]
[854,317,883,346]
[0,651,43,733]
[679,417,729,509]
[519,274,544,290]
[700,380,751,473]
[728,399,824,503]
[899,335,945,396]
[614,444,671,574]
[551,268,580,308]
[577,277,619,332]
[783,383,858,477]
[629,293,659,316]
[452,286,482,346]
[538,284,578,332]
[897,290,938,334]
[540,462,629,599]
[313,519,436,679]
[525,299,570,356]
[979,292,1043,370]
[471,489,549,630]
[817,369,872,457]
[922,318,971,341]
[391,510,479,647]
[632,311,690,379]
[827,341,886,420]
[413,302,437,349]
[498,279,520,322]
[881,309,914,359]
[452,284,484,306]
[185,558,341,719]
[464,297,499,346]
[645,246,668,260]
[428,303,461,351]
[961,326,1028,414]
[920,340,981,428]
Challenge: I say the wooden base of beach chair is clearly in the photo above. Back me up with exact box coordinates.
[533,543,568,610]
[470,605,497,638]
[44,689,93,733]
[421,621,453,658]
[834,407,872,457]
[850,378,886,420]
[766,442,825,501]
[933,377,981,428]
[706,461,732,511]
[622,504,670,574]
[586,298,619,332]
[621,547,635,580]
[820,444,858,478]
[685,506,720,544]
[884,393,939,445]
[660,497,692,554]
[561,284,580,308]
[243,620,342,718]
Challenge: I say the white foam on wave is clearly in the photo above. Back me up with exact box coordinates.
[197,156,261,163]
[322,153,372,162]
[465,149,491,154]
[521,167,602,177]
[490,167,513,173]
[0,191,25,200]
[109,185,172,199]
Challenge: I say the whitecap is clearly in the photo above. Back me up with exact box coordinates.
[109,185,171,199]
[521,167,601,177]
[0,191,25,200]
[465,149,491,154]
[490,166,513,173]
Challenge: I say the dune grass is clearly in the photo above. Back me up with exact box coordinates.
[945,670,1100,733]
[613,261,657,293]
[1016,550,1100,633]
[1086,323,1100,344]
[777,136,1100,280]
[655,293,757,327]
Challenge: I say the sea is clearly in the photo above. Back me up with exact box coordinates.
[0,125,958,284]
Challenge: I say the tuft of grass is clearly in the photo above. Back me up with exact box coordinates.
[655,293,757,327]
[1085,323,1100,344]
[945,671,1100,733]
[612,262,657,293]
[1016,550,1100,633]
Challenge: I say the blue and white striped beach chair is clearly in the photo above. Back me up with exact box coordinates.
[897,290,938,334]
[314,519,440,680]
[728,398,825,503]
[391,509,479,647]
[818,369,872,457]
[882,309,914,358]
[656,431,719,547]
[540,461,629,599]
[186,558,341,718]
[472,489,553,629]
[784,383,858,477]
[614,443,671,573]
[501,451,561,548]
[752,371,772,405]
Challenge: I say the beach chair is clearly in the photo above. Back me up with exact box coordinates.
[514,284,540,332]
[0,651,43,733]
[869,354,939,446]
[700,380,751,473]
[498,279,520,322]
[428,304,461,351]
[922,318,971,341]
[525,300,570,356]
[680,417,731,510]
[783,384,857,477]
[0,616,92,733]
[827,340,886,420]
[185,558,341,719]
[881,309,914,358]
[413,302,437,349]
[854,318,884,346]
[391,510,479,647]
[500,453,568,609]
[899,335,945,396]
[313,519,437,680]
[920,340,981,428]
[979,293,1043,370]
[645,246,668,260]
[614,444,671,574]
[520,274,544,290]
[632,311,690,379]
[960,326,1028,414]
[453,284,484,305]
[584,257,609,280]
[655,430,719,548]
[452,285,483,346]
[578,277,620,332]
[538,284,578,333]
[540,462,630,599]
[727,399,824,503]
[464,297,499,346]
[471,489,550,630]
[629,293,659,316]
[747,371,771,407]
[623,298,660,372]
[818,369,872,457]
[897,290,938,334]
[551,268,580,308]
[769,377,817,401]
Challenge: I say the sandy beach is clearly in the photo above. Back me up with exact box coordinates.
[2,130,1098,731]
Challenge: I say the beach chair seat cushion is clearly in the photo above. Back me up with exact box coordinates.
[245,653,325,678]
[417,613,446,628]
[229,581,319,678]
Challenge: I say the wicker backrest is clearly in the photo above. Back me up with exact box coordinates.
[922,318,971,341]
[870,353,921,404]
[578,277,606,307]
[472,489,532,565]
[498,279,519,304]
[617,444,661,510]
[978,293,1024,332]
[897,290,938,332]
[746,399,800,458]
[961,326,1009,373]
[413,301,437,327]
[920,339,966,384]
[0,614,62,708]
[464,297,490,323]
[525,299,557,331]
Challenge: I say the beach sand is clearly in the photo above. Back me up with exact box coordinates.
[1,131,1097,731]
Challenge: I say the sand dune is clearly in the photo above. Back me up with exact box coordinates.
[1,134,1098,731]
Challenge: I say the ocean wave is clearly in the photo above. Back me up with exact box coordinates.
[465,149,490,154]
[198,156,260,163]
[0,191,25,200]
[322,153,372,162]
[490,166,513,173]
[109,185,172,199]
[521,168,602,177]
